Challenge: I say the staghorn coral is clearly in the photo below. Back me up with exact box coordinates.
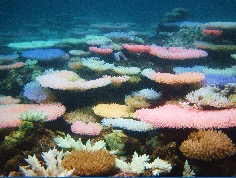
[182,160,195,177]
[62,149,116,176]
[116,152,172,176]
[54,134,108,152]
[180,130,236,161]
[19,147,73,177]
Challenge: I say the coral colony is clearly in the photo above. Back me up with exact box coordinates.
[0,6,236,177]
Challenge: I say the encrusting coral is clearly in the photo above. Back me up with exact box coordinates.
[180,130,236,161]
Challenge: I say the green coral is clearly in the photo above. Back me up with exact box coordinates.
[18,121,34,132]
[231,54,236,59]
[3,111,45,146]
[4,130,25,145]
[104,130,128,155]
[0,62,43,94]
[183,160,195,177]
[20,109,48,122]
[146,136,161,149]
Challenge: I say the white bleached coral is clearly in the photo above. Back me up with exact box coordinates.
[141,68,156,79]
[101,118,154,132]
[115,152,150,174]
[132,88,161,100]
[36,70,111,91]
[53,134,107,151]
[115,152,172,176]
[81,57,141,75]
[19,147,74,177]
[145,157,172,176]
[186,85,234,108]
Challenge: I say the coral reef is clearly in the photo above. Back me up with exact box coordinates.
[19,147,73,177]
[62,149,116,176]
[180,130,236,161]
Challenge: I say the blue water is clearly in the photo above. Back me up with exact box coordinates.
[1,0,236,30]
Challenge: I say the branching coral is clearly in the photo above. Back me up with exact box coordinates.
[54,134,107,151]
[180,130,236,161]
[19,147,73,177]
[186,85,234,108]
[115,152,172,176]
[62,149,116,176]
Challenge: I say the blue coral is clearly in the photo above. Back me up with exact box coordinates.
[21,48,66,61]
[203,74,236,86]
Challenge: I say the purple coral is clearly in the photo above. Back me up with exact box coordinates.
[23,81,49,103]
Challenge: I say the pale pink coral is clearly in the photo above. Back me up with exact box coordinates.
[71,121,102,135]
[0,103,66,128]
[149,46,208,60]
[122,44,151,53]
[135,104,236,129]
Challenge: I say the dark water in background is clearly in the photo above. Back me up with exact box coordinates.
[0,0,236,30]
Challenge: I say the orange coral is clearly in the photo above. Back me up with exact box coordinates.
[62,150,116,176]
[180,130,236,161]
[0,62,24,70]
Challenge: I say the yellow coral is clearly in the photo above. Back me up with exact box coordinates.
[68,61,84,70]
[93,103,135,118]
